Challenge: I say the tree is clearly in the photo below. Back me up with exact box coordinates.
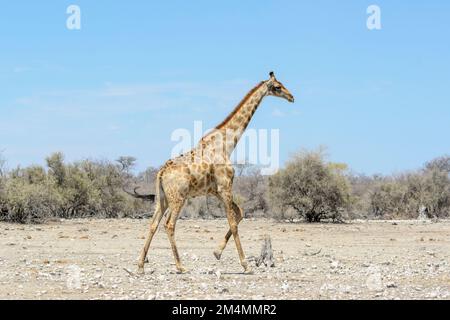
[369,178,407,217]
[116,156,137,173]
[46,152,66,186]
[138,166,158,185]
[233,165,268,215]
[368,168,450,219]
[268,149,350,222]
[425,155,450,174]
[416,169,450,217]
[0,151,5,177]
[0,151,7,217]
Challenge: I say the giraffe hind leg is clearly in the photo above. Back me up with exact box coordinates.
[137,202,166,274]
[164,199,188,273]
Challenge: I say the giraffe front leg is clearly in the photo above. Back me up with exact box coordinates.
[220,192,252,274]
[213,230,231,260]
[214,202,243,260]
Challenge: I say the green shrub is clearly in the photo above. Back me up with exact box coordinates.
[370,178,408,218]
[1,150,449,223]
[367,168,450,219]
[2,177,61,223]
[0,153,150,223]
[414,169,450,218]
[268,149,351,222]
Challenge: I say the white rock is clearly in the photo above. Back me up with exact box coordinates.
[366,273,383,292]
[281,282,289,291]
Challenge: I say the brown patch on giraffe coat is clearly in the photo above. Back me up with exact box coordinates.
[197,179,205,189]
[226,166,234,178]
[178,166,189,175]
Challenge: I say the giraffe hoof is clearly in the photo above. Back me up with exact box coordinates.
[242,261,253,274]
[244,266,253,274]
[176,266,189,274]
[213,250,222,260]
[137,267,145,275]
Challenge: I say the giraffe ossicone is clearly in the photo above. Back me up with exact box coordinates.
[133,72,295,274]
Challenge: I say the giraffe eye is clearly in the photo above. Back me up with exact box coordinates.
[274,86,281,92]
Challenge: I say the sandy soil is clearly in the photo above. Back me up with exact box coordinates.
[0,218,449,300]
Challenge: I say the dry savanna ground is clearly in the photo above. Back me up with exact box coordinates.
[0,218,449,300]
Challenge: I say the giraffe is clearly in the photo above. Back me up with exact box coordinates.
[134,72,294,274]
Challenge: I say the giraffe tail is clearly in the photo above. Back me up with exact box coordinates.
[123,171,167,215]
[122,186,156,202]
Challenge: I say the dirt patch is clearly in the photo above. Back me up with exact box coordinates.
[0,218,449,299]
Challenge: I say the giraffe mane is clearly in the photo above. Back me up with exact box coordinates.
[215,81,265,129]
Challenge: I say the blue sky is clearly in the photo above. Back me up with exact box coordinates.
[1,0,449,174]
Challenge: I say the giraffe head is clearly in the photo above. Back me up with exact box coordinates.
[266,71,295,103]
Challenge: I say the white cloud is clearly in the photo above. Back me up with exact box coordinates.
[272,108,285,117]
[11,79,254,116]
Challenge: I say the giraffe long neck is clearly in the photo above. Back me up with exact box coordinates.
[215,81,268,156]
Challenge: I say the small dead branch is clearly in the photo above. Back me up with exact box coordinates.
[304,248,322,256]
[123,267,154,277]
[123,267,138,277]
[255,235,275,267]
